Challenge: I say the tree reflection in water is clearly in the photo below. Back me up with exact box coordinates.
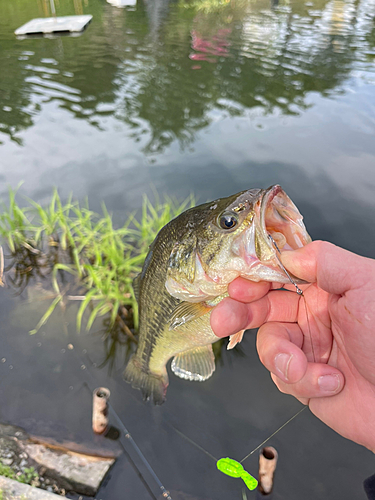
[0,0,375,152]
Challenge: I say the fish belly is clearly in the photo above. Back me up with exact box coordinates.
[124,310,218,404]
[148,310,218,375]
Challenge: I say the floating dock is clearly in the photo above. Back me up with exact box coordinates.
[15,15,92,36]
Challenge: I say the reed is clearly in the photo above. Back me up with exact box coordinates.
[0,188,194,340]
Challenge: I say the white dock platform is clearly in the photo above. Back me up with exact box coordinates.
[107,0,137,6]
[15,15,93,36]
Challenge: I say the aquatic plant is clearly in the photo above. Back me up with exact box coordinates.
[0,188,194,340]
[0,188,245,372]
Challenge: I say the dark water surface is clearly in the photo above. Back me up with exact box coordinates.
[1,0,375,498]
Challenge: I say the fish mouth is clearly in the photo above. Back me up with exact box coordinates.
[258,185,311,281]
[260,185,311,251]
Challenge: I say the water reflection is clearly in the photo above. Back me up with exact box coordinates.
[190,28,232,63]
[0,0,374,152]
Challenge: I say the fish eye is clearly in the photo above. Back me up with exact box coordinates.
[218,212,238,230]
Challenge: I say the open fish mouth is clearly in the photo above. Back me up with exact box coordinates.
[253,185,311,282]
[165,184,312,301]
[260,185,311,253]
[260,185,311,252]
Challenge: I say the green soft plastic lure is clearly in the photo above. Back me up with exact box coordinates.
[216,458,258,491]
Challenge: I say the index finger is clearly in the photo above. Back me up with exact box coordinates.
[228,278,271,303]
[228,277,309,302]
[211,289,300,338]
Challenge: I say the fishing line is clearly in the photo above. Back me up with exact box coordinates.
[66,340,173,500]
[268,234,303,296]
[169,423,218,462]
[302,294,316,363]
[166,405,306,465]
[79,336,307,494]
[67,236,314,495]
[164,403,307,491]
[239,406,306,463]
[268,234,316,363]
[164,238,315,490]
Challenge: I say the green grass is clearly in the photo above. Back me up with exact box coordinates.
[0,188,194,340]
[0,460,38,486]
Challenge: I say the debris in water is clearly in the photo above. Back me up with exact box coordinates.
[92,387,111,435]
[258,447,278,495]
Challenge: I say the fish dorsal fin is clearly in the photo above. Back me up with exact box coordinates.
[132,273,141,302]
[171,345,215,381]
[169,301,212,330]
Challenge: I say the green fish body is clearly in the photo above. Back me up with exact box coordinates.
[124,185,311,404]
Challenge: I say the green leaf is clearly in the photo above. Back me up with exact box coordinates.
[86,301,106,331]
[76,289,97,332]
[110,300,119,326]
[30,295,62,335]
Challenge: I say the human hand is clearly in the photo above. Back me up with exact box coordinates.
[211,241,375,452]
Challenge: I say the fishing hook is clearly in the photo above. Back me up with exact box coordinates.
[268,234,303,295]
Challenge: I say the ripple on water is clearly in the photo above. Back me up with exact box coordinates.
[0,0,374,151]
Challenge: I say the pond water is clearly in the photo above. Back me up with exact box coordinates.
[1,0,375,498]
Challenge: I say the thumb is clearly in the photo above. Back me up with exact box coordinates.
[280,240,375,296]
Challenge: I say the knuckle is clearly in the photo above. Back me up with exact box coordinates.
[311,240,335,255]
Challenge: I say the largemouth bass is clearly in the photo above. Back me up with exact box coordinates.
[124,185,311,404]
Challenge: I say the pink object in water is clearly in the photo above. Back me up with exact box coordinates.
[189,53,217,63]
[189,28,231,63]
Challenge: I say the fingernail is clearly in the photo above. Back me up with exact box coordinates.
[318,374,340,393]
[274,353,292,381]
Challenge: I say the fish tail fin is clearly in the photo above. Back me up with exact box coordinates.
[124,355,168,405]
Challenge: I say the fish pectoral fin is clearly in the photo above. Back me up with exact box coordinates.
[227,330,245,350]
[168,301,212,330]
[171,345,215,382]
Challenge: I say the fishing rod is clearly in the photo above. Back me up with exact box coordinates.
[67,341,173,500]
[68,234,313,496]
[100,388,173,500]
[75,323,308,496]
